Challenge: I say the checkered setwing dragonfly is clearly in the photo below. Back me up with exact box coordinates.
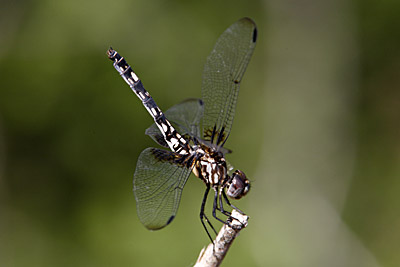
[107,18,257,241]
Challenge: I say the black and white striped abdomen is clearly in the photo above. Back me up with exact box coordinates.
[107,48,191,155]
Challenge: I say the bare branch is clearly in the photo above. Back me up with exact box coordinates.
[194,210,249,267]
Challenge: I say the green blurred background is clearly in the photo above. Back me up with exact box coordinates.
[1,0,399,266]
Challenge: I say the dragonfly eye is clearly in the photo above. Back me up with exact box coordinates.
[226,170,250,199]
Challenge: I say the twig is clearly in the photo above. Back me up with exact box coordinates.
[194,210,249,267]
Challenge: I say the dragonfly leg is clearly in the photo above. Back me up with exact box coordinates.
[200,184,218,243]
[218,187,231,216]
[222,190,245,215]
[212,188,231,224]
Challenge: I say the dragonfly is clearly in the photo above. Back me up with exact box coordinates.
[107,17,257,242]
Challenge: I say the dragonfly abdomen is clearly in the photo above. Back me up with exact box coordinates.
[107,48,191,155]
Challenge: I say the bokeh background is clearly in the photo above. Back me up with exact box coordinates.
[1,0,399,266]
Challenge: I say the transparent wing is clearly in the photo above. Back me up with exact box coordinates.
[201,17,257,146]
[133,147,192,230]
[145,98,204,147]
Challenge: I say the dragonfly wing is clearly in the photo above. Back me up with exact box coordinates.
[201,18,257,146]
[133,147,192,230]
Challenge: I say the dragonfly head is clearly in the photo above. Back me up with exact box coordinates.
[226,170,250,199]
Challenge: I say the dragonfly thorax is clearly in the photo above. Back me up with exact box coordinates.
[192,146,227,186]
